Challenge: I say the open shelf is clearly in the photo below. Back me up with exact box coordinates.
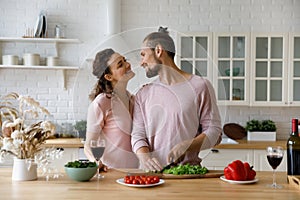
[0,65,79,70]
[0,37,80,43]
[0,65,79,90]
[0,37,81,90]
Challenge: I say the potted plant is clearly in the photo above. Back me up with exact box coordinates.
[245,119,277,141]
[74,120,87,139]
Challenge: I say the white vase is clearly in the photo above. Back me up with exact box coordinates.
[12,158,38,181]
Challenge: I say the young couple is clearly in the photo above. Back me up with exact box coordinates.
[84,27,222,172]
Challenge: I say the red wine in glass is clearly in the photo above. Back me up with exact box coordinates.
[266,146,284,189]
[90,139,105,179]
[267,155,283,170]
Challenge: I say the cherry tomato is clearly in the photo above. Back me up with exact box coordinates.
[123,175,160,185]
[146,177,152,182]
[153,176,160,183]
[125,179,132,184]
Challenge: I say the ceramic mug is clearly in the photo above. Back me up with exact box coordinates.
[23,53,40,66]
[2,55,19,65]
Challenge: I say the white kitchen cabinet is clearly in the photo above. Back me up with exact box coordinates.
[253,149,287,172]
[177,32,300,107]
[250,33,288,106]
[214,33,250,105]
[177,33,250,105]
[288,33,300,106]
[177,32,213,80]
[199,148,287,172]
[0,148,79,171]
[47,147,79,171]
[0,37,80,89]
[199,149,253,170]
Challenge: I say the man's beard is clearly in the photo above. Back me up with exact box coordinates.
[146,55,162,78]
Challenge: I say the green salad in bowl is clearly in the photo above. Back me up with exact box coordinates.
[64,160,97,182]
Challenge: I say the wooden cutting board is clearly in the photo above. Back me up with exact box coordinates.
[116,169,223,179]
[288,175,300,190]
[161,170,223,179]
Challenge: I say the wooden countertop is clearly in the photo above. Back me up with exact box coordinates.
[215,140,287,149]
[43,138,84,148]
[0,168,299,199]
[42,138,287,150]
[0,138,84,148]
[1,138,288,150]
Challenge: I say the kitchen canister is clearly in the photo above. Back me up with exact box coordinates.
[2,55,19,65]
[46,56,59,66]
[23,53,40,66]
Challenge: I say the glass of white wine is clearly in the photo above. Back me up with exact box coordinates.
[90,139,105,179]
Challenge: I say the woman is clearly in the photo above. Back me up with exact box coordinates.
[84,48,139,170]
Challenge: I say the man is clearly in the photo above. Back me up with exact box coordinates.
[131,27,222,171]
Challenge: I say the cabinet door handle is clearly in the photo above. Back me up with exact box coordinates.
[211,149,219,153]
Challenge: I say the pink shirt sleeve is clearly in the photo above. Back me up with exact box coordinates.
[86,100,105,136]
[131,94,149,153]
[197,79,222,149]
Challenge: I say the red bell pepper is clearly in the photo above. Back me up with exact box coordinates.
[243,162,256,180]
[224,160,247,181]
[224,160,256,181]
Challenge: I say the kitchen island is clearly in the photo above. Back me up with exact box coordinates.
[0,168,299,200]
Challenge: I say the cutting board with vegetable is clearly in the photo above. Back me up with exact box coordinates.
[117,164,223,179]
[161,170,223,179]
[160,163,223,179]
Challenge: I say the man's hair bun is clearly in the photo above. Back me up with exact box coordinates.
[158,26,169,34]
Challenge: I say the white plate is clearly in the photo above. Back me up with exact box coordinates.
[220,176,259,184]
[116,178,165,188]
[34,14,43,37]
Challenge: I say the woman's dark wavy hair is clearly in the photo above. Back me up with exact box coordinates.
[89,48,115,101]
[143,26,175,59]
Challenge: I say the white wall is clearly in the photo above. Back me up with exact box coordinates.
[1,0,300,140]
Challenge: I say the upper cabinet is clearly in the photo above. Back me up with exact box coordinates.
[214,33,250,105]
[251,33,288,106]
[289,33,300,106]
[178,32,300,107]
[177,32,213,80]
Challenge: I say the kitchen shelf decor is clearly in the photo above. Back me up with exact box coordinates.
[0,37,81,89]
[245,119,277,141]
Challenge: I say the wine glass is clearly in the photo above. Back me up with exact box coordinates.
[266,146,284,188]
[90,139,105,179]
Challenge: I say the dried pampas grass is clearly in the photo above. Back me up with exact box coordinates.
[0,92,55,160]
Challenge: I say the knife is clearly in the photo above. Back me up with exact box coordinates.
[159,161,176,173]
